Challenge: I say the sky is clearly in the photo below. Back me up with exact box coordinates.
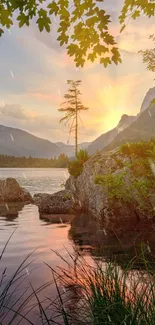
[0,0,155,144]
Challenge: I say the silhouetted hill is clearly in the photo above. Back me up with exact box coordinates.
[0,125,90,158]
[87,114,136,154]
[104,104,155,151]
[0,125,60,158]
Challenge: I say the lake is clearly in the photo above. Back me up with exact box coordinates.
[0,168,84,324]
[1,168,155,324]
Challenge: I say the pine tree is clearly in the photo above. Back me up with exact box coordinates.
[59,80,89,157]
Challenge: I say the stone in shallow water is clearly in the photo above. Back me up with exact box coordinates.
[34,190,81,215]
[0,178,32,203]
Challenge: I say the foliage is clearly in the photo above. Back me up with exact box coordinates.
[120,1,155,32]
[76,148,89,163]
[95,171,129,201]
[3,235,155,324]
[59,80,89,156]
[0,153,69,168]
[0,0,122,67]
[47,250,155,325]
[68,159,83,177]
[120,140,155,158]
[1,0,155,67]
[95,140,155,216]
[68,149,89,177]
[113,156,125,168]
[139,34,155,73]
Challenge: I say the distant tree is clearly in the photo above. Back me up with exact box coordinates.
[59,80,89,157]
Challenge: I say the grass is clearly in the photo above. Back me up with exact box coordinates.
[1,234,155,324]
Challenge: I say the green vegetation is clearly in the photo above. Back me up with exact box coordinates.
[2,242,155,324]
[0,1,154,67]
[120,140,155,158]
[57,251,155,325]
[95,171,129,201]
[59,80,89,156]
[139,34,155,73]
[0,153,69,168]
[95,140,155,217]
[68,149,89,177]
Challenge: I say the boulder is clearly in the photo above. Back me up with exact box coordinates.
[33,193,49,205]
[65,148,155,231]
[34,190,81,215]
[0,178,33,203]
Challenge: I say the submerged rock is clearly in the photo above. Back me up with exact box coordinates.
[34,190,81,215]
[0,178,32,203]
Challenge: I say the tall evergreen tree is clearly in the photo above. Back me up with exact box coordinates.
[59,80,89,156]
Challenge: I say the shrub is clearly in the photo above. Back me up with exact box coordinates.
[95,172,128,200]
[76,149,89,164]
[120,140,155,158]
[68,149,89,177]
[68,160,83,177]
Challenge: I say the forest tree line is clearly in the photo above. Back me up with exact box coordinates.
[0,153,69,168]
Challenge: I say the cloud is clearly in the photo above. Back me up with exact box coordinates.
[0,103,71,142]
[0,104,29,120]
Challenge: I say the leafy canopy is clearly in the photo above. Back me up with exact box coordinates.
[139,34,155,73]
[1,0,155,67]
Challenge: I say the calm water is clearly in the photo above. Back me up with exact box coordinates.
[0,168,78,324]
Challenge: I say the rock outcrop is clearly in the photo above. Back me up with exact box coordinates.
[140,86,155,113]
[34,190,80,215]
[65,148,155,231]
[0,178,32,203]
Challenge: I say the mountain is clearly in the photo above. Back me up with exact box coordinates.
[56,141,90,157]
[104,103,155,152]
[140,87,155,113]
[0,125,60,158]
[87,114,136,155]
[0,125,90,158]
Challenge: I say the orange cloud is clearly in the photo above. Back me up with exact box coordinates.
[29,91,61,104]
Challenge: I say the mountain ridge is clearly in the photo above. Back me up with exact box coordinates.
[0,124,90,158]
[87,86,155,154]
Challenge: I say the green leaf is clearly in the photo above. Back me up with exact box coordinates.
[88,52,96,62]
[132,10,140,19]
[100,57,111,67]
[120,24,126,33]
[0,9,13,28]
[86,16,98,27]
[48,2,59,15]
[67,43,79,56]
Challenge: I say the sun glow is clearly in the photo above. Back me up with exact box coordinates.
[97,82,131,131]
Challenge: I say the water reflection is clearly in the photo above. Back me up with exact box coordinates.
[0,202,25,221]
[69,212,155,269]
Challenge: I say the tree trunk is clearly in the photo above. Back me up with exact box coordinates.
[75,89,78,157]
[75,105,78,157]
